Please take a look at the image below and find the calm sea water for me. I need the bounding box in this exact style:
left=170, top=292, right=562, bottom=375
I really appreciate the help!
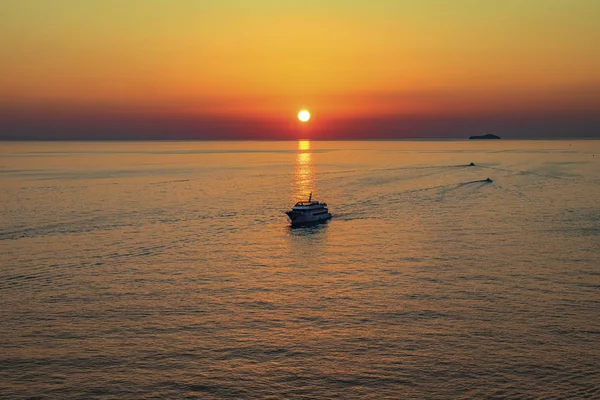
left=1, top=140, right=599, bottom=399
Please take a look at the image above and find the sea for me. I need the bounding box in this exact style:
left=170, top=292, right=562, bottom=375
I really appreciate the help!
left=1, top=140, right=599, bottom=399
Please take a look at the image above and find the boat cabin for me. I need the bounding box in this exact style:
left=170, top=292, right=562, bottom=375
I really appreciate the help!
left=294, top=200, right=322, bottom=207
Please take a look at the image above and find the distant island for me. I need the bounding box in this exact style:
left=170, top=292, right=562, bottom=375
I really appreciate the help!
left=469, top=133, right=502, bottom=140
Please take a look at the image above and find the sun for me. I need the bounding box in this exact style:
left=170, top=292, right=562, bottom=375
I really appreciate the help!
left=298, top=110, right=311, bottom=122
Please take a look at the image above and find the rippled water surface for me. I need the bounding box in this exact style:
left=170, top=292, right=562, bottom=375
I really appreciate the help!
left=1, top=140, right=599, bottom=399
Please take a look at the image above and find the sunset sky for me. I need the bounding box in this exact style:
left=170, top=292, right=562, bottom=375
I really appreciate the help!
left=1, top=0, right=599, bottom=139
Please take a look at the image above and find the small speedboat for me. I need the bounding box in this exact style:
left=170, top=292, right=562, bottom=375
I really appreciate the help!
left=286, top=193, right=332, bottom=227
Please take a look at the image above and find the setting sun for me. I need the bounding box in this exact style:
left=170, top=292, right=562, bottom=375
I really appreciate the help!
left=298, top=110, right=311, bottom=122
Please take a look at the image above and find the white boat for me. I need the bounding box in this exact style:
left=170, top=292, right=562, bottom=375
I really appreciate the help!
left=286, top=193, right=332, bottom=227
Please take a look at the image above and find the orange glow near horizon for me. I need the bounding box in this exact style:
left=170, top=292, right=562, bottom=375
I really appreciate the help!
left=1, top=1, right=599, bottom=138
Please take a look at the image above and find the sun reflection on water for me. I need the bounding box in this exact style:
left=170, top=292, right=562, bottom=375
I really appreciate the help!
left=294, top=140, right=314, bottom=202
left=298, top=140, right=310, bottom=151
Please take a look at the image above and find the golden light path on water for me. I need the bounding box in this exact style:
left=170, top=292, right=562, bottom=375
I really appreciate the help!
left=294, top=140, right=314, bottom=202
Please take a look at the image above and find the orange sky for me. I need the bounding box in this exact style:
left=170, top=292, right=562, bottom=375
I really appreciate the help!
left=1, top=1, right=599, bottom=139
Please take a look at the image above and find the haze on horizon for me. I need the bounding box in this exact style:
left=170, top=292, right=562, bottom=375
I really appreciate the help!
left=1, top=0, right=599, bottom=140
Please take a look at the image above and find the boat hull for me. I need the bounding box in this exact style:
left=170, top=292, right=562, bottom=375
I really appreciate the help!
left=286, top=211, right=332, bottom=227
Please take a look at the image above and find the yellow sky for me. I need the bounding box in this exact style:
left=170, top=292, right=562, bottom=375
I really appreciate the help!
left=1, top=0, right=599, bottom=120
